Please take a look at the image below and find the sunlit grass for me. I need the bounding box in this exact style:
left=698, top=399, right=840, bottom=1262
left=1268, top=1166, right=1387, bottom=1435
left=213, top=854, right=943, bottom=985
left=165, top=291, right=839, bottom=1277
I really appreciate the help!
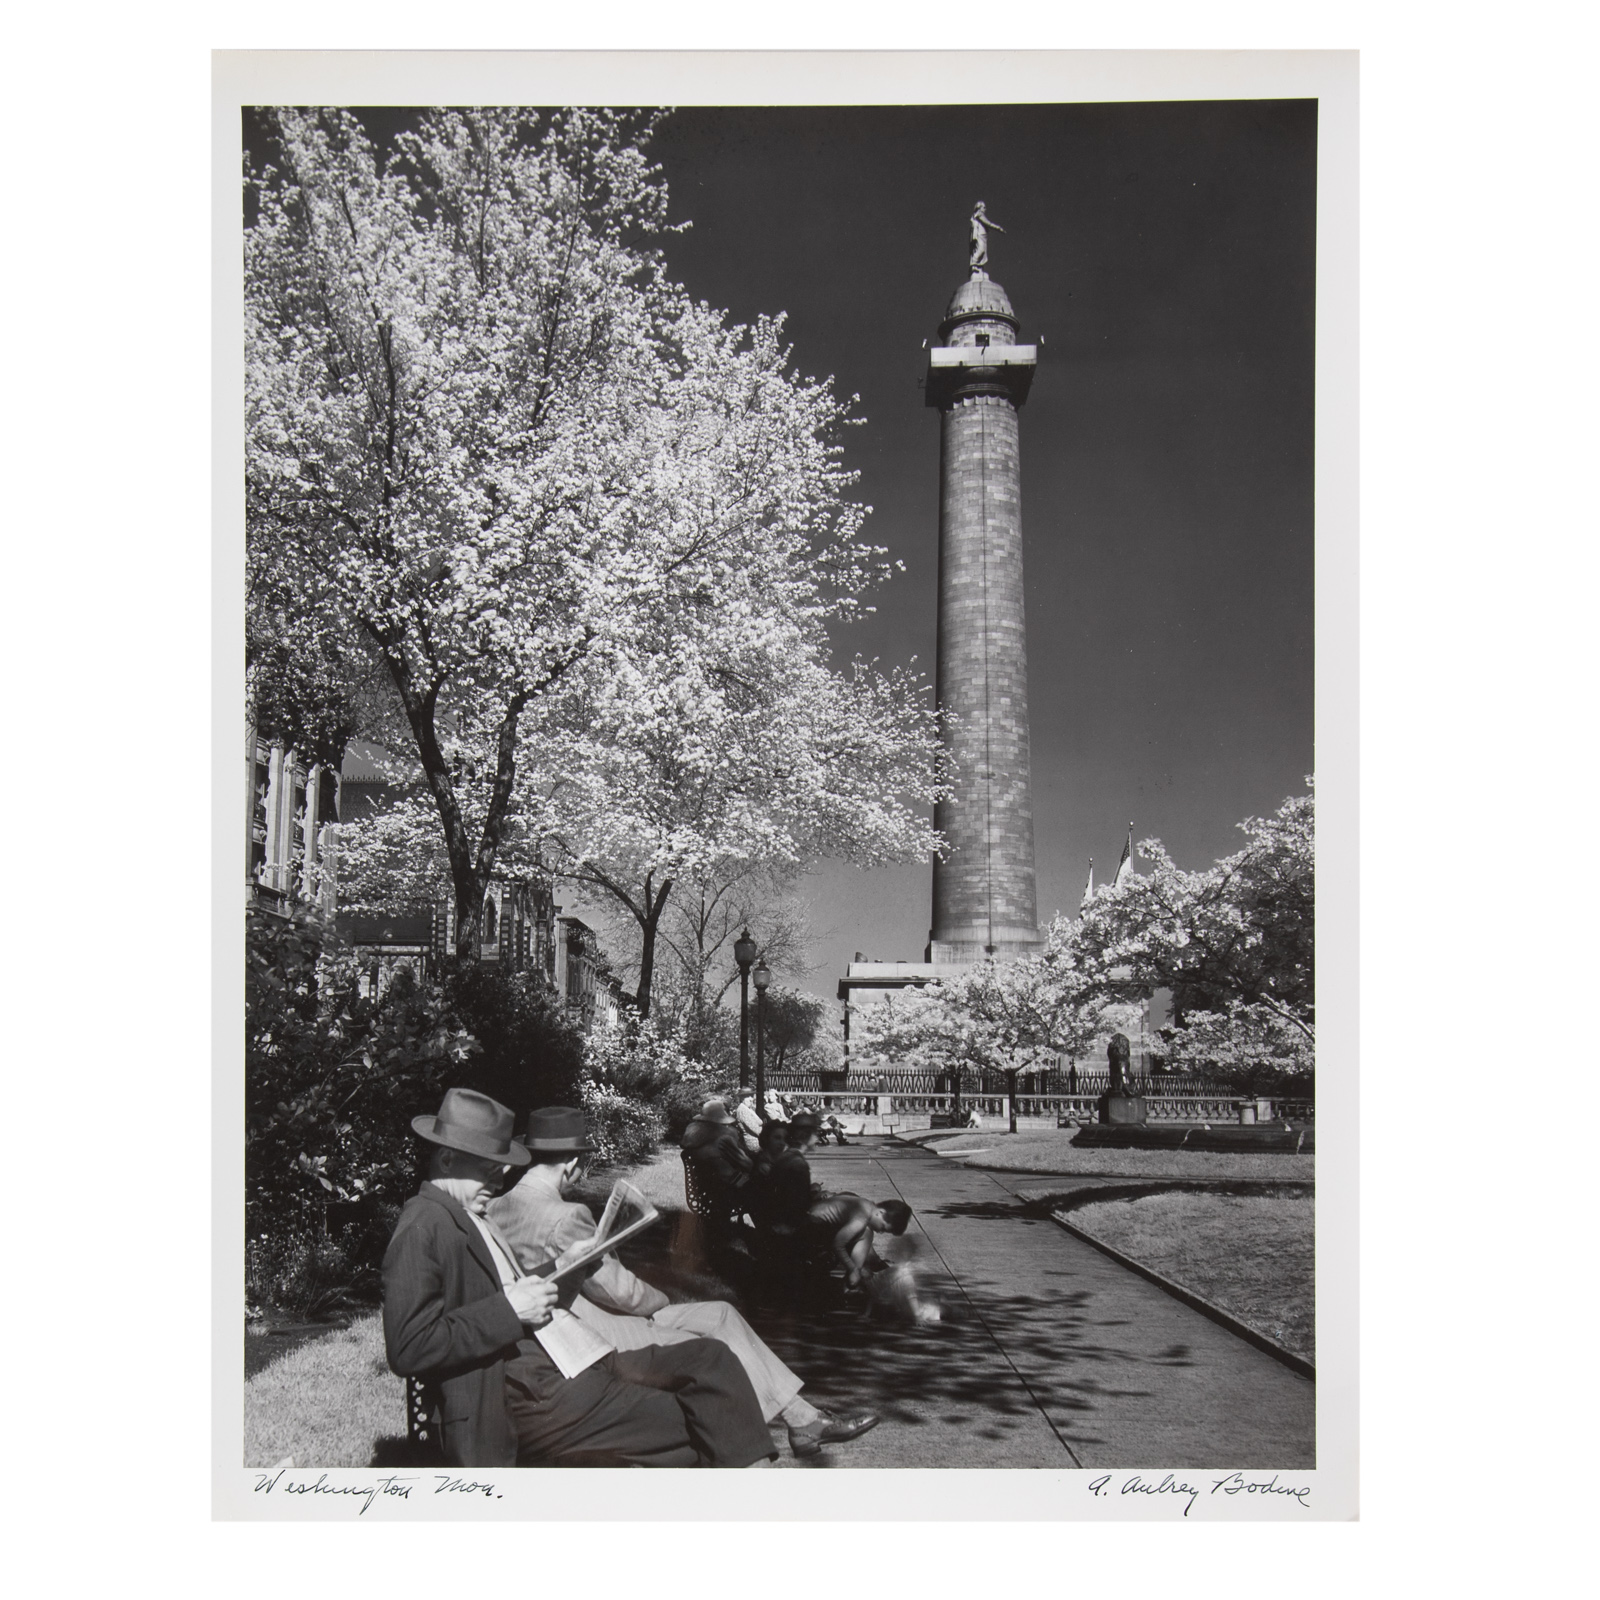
left=244, top=1311, right=400, bottom=1468
left=1064, top=1191, right=1314, bottom=1360
left=929, top=1128, right=1315, bottom=1181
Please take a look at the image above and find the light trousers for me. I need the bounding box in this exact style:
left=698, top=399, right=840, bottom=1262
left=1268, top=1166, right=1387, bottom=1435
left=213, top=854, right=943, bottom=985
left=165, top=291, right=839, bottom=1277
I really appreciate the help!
left=569, top=1297, right=804, bottom=1422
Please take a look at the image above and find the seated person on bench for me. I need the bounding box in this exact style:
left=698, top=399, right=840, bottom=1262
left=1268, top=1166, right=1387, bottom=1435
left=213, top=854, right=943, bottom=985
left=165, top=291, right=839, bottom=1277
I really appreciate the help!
left=751, top=1115, right=822, bottom=1240
left=382, top=1088, right=775, bottom=1469
left=680, top=1098, right=756, bottom=1222
left=734, top=1090, right=764, bottom=1153
left=489, top=1106, right=878, bottom=1459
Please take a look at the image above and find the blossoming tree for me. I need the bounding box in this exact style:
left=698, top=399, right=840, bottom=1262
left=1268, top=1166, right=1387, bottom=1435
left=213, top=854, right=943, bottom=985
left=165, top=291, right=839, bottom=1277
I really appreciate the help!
left=1072, top=785, right=1315, bottom=1045
left=247, top=108, right=943, bottom=967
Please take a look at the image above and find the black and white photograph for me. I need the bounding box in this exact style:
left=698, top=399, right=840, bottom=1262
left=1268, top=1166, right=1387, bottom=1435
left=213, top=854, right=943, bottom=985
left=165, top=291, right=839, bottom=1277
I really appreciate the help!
left=220, top=49, right=1357, bottom=1519
left=22, top=4, right=1600, bottom=1582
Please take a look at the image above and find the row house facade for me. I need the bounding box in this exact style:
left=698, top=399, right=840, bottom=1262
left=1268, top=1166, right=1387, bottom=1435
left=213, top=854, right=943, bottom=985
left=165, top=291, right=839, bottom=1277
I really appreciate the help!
left=246, top=722, right=622, bottom=1036
left=247, top=723, right=339, bottom=915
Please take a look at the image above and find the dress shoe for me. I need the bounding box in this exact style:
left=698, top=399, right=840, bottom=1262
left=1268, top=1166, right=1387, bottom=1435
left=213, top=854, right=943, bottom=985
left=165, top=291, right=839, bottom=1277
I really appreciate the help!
left=788, top=1408, right=881, bottom=1457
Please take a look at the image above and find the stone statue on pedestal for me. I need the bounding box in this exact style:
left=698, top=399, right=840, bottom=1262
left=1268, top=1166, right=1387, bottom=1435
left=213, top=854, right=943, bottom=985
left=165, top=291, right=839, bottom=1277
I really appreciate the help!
left=1096, top=1032, right=1146, bottom=1127
left=969, top=201, right=1005, bottom=272
left=1107, top=1032, right=1132, bottom=1096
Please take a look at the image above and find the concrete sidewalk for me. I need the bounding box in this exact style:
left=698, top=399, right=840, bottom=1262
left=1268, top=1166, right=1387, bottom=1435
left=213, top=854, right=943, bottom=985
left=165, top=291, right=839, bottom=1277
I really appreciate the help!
left=748, top=1139, right=1314, bottom=1470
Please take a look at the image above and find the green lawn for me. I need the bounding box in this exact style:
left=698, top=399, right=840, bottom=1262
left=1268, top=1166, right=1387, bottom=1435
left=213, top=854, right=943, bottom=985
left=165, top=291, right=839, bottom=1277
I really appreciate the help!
left=590, top=1147, right=689, bottom=1210
left=245, top=1311, right=403, bottom=1468
left=923, top=1128, right=1315, bottom=1182
left=1062, top=1191, right=1315, bottom=1361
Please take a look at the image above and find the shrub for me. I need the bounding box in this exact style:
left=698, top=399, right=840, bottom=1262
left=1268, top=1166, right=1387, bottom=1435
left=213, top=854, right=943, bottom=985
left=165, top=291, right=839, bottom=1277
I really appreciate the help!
left=580, top=1078, right=662, bottom=1169
left=441, top=964, right=588, bottom=1120
left=246, top=906, right=476, bottom=1309
left=587, top=1015, right=737, bottom=1145
left=246, top=1227, right=373, bottom=1320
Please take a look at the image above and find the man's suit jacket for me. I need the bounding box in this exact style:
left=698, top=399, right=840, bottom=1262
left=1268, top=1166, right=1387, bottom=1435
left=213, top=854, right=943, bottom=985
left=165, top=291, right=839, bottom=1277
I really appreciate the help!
left=381, top=1182, right=541, bottom=1468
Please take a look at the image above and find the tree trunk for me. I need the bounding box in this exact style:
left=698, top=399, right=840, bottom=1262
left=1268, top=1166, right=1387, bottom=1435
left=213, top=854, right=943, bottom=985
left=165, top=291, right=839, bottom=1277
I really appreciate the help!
left=632, top=876, right=675, bottom=1018
left=454, top=873, right=487, bottom=964
left=374, top=653, right=532, bottom=970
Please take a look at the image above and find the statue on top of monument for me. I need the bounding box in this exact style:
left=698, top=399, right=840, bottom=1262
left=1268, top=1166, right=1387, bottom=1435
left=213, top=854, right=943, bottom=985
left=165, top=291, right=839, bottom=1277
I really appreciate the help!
left=969, top=201, right=1005, bottom=273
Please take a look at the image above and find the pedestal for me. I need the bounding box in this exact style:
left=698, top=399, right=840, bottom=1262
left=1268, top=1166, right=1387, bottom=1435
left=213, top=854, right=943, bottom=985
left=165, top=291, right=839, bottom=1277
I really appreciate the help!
left=1097, top=1093, right=1148, bottom=1126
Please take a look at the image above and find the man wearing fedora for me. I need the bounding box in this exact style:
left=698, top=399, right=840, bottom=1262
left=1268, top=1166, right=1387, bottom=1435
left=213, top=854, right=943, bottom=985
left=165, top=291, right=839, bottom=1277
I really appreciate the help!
left=489, top=1106, right=881, bottom=1459
left=382, top=1087, right=776, bottom=1469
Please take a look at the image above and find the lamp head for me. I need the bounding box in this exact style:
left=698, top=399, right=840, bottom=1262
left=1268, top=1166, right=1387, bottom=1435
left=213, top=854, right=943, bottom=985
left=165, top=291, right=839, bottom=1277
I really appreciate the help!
left=734, top=928, right=758, bottom=971
left=752, top=960, right=772, bottom=992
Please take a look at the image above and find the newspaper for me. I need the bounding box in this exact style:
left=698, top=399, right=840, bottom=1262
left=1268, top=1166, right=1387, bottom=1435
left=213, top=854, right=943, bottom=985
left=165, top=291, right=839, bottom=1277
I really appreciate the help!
left=536, top=1179, right=660, bottom=1283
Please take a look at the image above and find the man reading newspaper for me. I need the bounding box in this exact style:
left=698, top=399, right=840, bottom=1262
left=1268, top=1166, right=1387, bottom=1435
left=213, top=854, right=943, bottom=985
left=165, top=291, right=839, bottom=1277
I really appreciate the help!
left=383, top=1089, right=775, bottom=1468
left=489, top=1105, right=880, bottom=1459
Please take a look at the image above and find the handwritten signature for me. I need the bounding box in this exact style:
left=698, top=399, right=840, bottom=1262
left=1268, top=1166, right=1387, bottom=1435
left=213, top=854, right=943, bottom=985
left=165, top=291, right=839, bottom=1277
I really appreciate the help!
left=1087, top=1471, right=1310, bottom=1516
left=252, top=1470, right=501, bottom=1514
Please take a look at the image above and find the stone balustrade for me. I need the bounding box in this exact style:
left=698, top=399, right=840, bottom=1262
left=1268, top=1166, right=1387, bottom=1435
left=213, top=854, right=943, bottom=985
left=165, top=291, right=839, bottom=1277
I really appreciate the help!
left=785, top=1090, right=1312, bottom=1134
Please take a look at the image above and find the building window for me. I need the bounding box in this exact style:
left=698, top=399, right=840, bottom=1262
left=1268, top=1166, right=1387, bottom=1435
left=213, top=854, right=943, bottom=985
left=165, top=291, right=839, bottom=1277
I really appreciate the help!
left=317, top=768, right=339, bottom=824
left=292, top=777, right=309, bottom=876
left=251, top=748, right=271, bottom=883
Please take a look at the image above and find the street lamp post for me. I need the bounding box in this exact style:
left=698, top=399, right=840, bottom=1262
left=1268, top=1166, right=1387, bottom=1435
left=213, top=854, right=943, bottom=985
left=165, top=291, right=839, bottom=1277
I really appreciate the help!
left=753, top=958, right=772, bottom=1111
left=734, top=928, right=757, bottom=1090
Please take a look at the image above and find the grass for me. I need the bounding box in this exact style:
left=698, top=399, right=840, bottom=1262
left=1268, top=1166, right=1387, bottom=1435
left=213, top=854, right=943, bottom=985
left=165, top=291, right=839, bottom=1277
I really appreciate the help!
left=587, top=1147, right=689, bottom=1212
left=245, top=1311, right=402, bottom=1468
left=920, top=1128, right=1316, bottom=1182
left=1062, top=1191, right=1315, bottom=1361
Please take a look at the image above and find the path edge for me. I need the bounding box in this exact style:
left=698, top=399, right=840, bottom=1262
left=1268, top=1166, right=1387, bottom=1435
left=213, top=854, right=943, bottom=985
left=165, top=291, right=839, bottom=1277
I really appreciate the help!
left=1048, top=1210, right=1317, bottom=1381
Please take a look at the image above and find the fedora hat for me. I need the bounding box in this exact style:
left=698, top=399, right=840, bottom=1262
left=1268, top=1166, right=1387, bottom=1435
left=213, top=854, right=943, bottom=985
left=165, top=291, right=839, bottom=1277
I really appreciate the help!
left=699, top=1098, right=734, bottom=1125
left=523, top=1105, right=595, bottom=1156
left=412, top=1087, right=530, bottom=1166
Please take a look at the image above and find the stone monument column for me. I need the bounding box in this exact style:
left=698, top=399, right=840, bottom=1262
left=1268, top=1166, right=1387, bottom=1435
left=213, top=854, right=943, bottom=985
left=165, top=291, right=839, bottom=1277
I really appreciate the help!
left=925, top=248, right=1042, bottom=965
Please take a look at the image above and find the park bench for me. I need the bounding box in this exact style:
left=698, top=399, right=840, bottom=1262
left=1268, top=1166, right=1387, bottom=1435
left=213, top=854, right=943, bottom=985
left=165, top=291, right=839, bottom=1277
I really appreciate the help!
left=406, top=1375, right=441, bottom=1456
left=681, top=1151, right=750, bottom=1228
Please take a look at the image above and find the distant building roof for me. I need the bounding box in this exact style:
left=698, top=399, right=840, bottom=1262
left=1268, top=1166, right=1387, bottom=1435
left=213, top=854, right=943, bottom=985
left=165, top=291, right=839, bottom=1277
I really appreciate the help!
left=340, top=742, right=420, bottom=784
left=837, top=960, right=970, bottom=1001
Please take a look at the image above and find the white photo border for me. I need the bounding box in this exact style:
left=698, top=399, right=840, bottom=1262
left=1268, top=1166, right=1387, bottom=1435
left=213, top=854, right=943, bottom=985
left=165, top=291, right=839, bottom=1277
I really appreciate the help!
left=213, top=46, right=1358, bottom=1523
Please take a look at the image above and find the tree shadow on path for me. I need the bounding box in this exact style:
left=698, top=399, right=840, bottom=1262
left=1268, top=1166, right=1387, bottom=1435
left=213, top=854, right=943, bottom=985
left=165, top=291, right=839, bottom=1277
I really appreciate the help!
left=612, top=1203, right=1212, bottom=1463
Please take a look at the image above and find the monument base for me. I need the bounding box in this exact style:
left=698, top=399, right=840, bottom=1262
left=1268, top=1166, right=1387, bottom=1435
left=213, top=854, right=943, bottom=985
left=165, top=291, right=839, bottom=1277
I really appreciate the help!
left=1098, top=1093, right=1148, bottom=1126
left=926, top=935, right=1044, bottom=966
left=1072, top=1122, right=1313, bottom=1155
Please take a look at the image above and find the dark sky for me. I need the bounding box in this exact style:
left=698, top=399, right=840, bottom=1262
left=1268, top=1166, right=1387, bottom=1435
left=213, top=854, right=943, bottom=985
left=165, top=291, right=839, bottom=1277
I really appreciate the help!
left=252, top=101, right=1317, bottom=999
left=645, top=102, right=1317, bottom=993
